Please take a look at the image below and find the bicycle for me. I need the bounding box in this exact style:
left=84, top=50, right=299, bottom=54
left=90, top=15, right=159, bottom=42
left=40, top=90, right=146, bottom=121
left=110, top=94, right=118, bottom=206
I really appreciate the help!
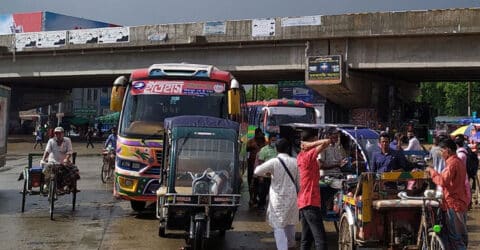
left=398, top=190, right=445, bottom=250
left=41, top=160, right=78, bottom=220
left=101, top=147, right=115, bottom=183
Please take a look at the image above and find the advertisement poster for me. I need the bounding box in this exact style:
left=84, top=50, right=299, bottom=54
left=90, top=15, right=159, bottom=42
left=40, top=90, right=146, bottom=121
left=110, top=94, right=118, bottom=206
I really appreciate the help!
left=15, top=32, right=39, bottom=50
left=281, top=15, right=322, bottom=27
left=69, top=28, right=100, bottom=44
left=252, top=18, right=275, bottom=37
left=203, top=21, right=226, bottom=35
left=37, top=30, right=67, bottom=48
left=278, top=80, right=326, bottom=103
left=306, top=55, right=342, bottom=84
left=98, top=27, right=129, bottom=43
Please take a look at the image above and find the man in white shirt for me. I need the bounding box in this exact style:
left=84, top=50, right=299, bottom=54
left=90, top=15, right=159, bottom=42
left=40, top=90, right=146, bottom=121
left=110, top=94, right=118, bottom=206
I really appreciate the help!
left=254, top=138, right=299, bottom=250
left=405, top=131, right=422, bottom=151
left=42, top=127, right=79, bottom=193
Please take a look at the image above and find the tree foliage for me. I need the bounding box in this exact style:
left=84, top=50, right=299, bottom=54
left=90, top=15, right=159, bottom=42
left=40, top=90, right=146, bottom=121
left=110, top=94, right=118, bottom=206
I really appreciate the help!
left=417, top=82, right=480, bottom=116
left=246, top=85, right=278, bottom=101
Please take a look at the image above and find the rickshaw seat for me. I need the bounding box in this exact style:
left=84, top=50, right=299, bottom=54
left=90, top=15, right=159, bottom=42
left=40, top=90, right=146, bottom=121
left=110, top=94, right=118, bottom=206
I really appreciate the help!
left=30, top=165, right=43, bottom=173
left=372, top=199, right=439, bottom=210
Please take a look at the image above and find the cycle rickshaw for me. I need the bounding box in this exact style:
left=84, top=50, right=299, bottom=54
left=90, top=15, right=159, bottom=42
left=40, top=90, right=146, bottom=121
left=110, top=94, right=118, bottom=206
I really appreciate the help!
left=279, top=123, right=381, bottom=230
left=338, top=171, right=445, bottom=249
left=21, top=152, right=78, bottom=220
left=156, top=116, right=241, bottom=250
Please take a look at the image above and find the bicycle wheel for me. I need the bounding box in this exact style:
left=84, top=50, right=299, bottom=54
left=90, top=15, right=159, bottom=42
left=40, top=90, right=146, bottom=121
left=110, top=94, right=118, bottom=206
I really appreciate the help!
left=72, top=180, right=77, bottom=211
left=49, top=178, right=56, bottom=220
left=101, top=159, right=109, bottom=183
left=108, top=159, right=115, bottom=181
left=338, top=213, right=354, bottom=250
left=429, top=233, right=445, bottom=250
left=21, top=176, right=27, bottom=212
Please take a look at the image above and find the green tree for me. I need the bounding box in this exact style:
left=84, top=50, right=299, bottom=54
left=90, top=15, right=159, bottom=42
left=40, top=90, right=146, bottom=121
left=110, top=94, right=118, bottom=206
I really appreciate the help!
left=417, top=82, right=480, bottom=116
left=246, top=85, right=278, bottom=101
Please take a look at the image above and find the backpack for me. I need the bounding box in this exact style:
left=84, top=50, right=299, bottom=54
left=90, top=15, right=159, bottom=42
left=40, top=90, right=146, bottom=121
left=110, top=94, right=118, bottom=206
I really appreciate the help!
left=461, top=147, right=479, bottom=178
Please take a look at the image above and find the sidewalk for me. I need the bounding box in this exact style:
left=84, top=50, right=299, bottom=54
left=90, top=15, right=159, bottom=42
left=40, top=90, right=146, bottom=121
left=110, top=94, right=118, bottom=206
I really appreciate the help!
left=7, top=135, right=104, bottom=157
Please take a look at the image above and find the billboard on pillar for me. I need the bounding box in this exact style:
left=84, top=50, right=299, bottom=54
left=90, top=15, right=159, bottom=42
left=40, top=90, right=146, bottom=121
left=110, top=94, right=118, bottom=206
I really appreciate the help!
left=306, top=55, right=342, bottom=85
left=43, top=12, right=119, bottom=31
left=0, top=11, right=119, bottom=35
left=0, top=12, right=43, bottom=35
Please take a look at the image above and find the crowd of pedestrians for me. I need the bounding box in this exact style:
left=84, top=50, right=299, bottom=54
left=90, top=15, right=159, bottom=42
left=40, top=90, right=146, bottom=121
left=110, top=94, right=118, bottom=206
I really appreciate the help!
left=248, top=126, right=472, bottom=249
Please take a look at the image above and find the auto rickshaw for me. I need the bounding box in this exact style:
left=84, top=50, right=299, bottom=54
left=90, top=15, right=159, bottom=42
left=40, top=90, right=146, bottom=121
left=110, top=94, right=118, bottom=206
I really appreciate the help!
left=279, top=123, right=380, bottom=230
left=156, top=116, right=241, bottom=250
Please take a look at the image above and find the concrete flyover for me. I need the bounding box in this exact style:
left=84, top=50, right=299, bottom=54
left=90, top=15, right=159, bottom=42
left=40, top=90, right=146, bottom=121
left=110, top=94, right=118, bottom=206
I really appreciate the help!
left=1, top=8, right=480, bottom=111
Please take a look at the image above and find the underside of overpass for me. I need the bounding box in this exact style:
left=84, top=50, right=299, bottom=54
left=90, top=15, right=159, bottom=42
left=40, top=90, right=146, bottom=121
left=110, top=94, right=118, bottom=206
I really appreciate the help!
left=2, top=8, right=480, bottom=122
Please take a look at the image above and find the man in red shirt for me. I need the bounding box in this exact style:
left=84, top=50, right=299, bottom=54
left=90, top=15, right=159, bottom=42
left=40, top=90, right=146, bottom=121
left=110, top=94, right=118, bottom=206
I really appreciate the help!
left=297, top=128, right=330, bottom=250
left=427, top=138, right=469, bottom=249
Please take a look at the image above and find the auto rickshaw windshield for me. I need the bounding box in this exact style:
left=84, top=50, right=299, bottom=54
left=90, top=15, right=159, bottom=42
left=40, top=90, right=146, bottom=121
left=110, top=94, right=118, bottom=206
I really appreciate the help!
left=174, top=137, right=235, bottom=189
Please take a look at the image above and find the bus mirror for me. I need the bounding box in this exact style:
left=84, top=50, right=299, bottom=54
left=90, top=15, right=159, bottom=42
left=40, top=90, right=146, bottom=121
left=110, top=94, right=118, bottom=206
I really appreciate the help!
left=114, top=76, right=128, bottom=87
left=230, top=79, right=239, bottom=89
left=228, top=89, right=240, bottom=115
left=110, top=85, right=126, bottom=112
left=111, top=76, right=128, bottom=111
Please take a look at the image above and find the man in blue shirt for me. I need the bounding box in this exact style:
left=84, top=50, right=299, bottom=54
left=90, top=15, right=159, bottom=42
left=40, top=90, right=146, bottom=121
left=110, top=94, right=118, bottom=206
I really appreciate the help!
left=372, top=132, right=408, bottom=173
left=104, top=127, right=117, bottom=149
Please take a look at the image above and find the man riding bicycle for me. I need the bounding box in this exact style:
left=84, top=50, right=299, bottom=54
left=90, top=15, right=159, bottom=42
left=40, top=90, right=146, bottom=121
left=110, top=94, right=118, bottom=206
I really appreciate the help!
left=41, top=127, right=80, bottom=194
left=103, top=127, right=117, bottom=163
left=104, top=127, right=117, bottom=150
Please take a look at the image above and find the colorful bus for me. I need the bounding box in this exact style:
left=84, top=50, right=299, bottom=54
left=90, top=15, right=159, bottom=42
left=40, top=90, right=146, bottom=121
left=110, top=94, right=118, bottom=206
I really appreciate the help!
left=247, top=99, right=319, bottom=138
left=110, top=63, right=247, bottom=211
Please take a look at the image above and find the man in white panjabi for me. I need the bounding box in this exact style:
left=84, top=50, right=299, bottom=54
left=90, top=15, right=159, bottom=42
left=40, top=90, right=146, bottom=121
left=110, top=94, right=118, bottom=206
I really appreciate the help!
left=254, top=138, right=299, bottom=250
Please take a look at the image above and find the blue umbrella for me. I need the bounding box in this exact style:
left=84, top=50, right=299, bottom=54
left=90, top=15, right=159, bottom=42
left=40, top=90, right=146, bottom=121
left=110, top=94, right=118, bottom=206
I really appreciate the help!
left=472, top=132, right=480, bottom=142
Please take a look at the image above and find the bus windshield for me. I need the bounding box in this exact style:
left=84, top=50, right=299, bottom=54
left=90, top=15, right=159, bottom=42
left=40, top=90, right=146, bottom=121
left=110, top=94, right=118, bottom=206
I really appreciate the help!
left=267, top=106, right=316, bottom=125
left=120, top=90, right=227, bottom=137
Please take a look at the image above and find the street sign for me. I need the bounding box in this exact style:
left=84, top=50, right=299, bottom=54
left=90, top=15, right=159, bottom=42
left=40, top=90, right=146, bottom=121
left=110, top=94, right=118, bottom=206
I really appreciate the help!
left=306, top=55, right=342, bottom=84
left=74, top=108, right=96, bottom=117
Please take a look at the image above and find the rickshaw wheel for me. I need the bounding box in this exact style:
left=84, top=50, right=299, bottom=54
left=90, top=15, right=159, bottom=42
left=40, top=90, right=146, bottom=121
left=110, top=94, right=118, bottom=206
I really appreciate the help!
left=130, top=200, right=146, bottom=212
left=193, top=220, right=206, bottom=250
left=49, top=179, right=56, bottom=220
left=429, top=233, right=445, bottom=250
left=338, top=214, right=354, bottom=250
left=72, top=180, right=77, bottom=211
left=21, top=177, right=27, bottom=212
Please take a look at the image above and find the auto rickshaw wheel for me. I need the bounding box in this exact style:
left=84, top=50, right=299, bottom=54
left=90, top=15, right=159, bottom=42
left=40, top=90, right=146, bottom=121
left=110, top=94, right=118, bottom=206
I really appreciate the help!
left=158, top=222, right=166, bottom=237
left=338, top=214, right=354, bottom=250
left=130, top=200, right=146, bottom=212
left=193, top=220, right=206, bottom=250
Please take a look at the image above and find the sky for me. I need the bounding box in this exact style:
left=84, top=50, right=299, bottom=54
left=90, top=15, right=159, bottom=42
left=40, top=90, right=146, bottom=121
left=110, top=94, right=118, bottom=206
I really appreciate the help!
left=1, top=0, right=479, bottom=26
